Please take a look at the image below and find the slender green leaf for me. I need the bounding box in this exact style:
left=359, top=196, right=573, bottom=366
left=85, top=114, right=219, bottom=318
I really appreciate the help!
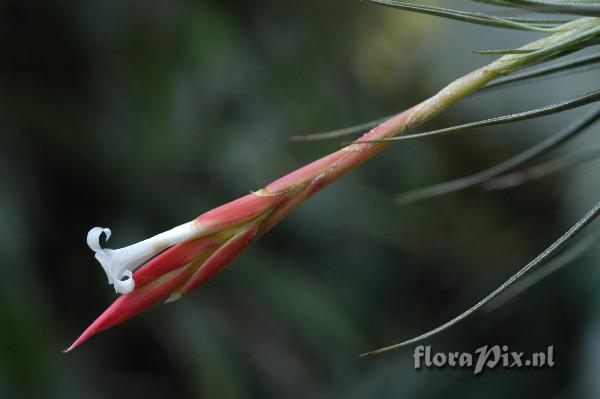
left=519, top=23, right=600, bottom=64
left=485, top=229, right=600, bottom=311
left=498, top=0, right=600, bottom=16
left=355, top=89, right=600, bottom=143
left=289, top=114, right=394, bottom=142
left=291, top=55, right=600, bottom=142
left=369, top=0, right=563, bottom=31
left=361, top=199, right=600, bottom=356
left=481, top=53, right=600, bottom=92
left=483, top=145, right=600, bottom=189
left=474, top=48, right=539, bottom=55
left=394, top=107, right=600, bottom=205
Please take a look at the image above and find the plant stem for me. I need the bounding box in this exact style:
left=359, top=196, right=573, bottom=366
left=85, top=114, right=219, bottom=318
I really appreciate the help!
left=261, top=17, right=600, bottom=203
left=68, top=17, right=600, bottom=351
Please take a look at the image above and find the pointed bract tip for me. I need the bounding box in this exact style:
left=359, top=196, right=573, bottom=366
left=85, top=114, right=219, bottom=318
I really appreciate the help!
left=63, top=324, right=99, bottom=353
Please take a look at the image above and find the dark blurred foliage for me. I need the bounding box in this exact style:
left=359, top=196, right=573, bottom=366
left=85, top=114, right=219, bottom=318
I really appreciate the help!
left=1, top=1, right=600, bottom=398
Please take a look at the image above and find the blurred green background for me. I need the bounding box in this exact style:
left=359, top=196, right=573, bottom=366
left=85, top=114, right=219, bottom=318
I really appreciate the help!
left=1, top=1, right=600, bottom=398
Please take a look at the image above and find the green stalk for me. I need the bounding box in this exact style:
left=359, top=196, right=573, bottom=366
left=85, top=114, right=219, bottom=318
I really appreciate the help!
left=71, top=15, right=600, bottom=351
left=267, top=17, right=600, bottom=200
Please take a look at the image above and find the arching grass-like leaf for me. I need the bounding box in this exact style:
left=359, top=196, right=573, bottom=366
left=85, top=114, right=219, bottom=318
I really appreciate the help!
left=292, top=55, right=600, bottom=142
left=473, top=48, right=540, bottom=55
left=289, top=114, right=394, bottom=142
left=354, top=89, right=600, bottom=143
left=483, top=145, right=600, bottom=189
left=481, top=53, right=600, bottom=92
left=361, top=199, right=600, bottom=356
left=520, top=23, right=600, bottom=63
left=394, top=107, right=600, bottom=204
left=490, top=0, right=600, bottom=16
left=485, top=229, right=600, bottom=311
left=369, top=0, right=565, bottom=31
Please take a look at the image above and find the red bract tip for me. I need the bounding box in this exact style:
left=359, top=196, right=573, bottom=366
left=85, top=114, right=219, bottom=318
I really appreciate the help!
left=66, top=232, right=224, bottom=351
left=68, top=102, right=413, bottom=350
left=67, top=195, right=282, bottom=351
left=66, top=263, right=195, bottom=352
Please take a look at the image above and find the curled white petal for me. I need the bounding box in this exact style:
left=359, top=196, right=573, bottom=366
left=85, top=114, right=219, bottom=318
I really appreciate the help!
left=113, top=270, right=134, bottom=294
left=86, top=221, right=202, bottom=295
left=86, top=227, right=111, bottom=252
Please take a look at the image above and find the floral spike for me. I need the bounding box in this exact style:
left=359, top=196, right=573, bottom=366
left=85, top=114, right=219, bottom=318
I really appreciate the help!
left=67, top=15, right=600, bottom=352
left=66, top=194, right=279, bottom=351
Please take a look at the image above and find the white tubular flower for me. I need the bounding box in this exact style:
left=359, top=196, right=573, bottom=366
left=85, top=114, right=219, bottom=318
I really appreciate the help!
left=86, top=221, right=201, bottom=294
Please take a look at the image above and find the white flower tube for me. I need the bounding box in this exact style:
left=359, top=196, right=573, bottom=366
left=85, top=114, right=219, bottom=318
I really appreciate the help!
left=86, top=221, right=201, bottom=294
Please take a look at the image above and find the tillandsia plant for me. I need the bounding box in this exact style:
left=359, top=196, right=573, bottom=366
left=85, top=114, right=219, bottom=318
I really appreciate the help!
left=67, top=0, right=600, bottom=355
